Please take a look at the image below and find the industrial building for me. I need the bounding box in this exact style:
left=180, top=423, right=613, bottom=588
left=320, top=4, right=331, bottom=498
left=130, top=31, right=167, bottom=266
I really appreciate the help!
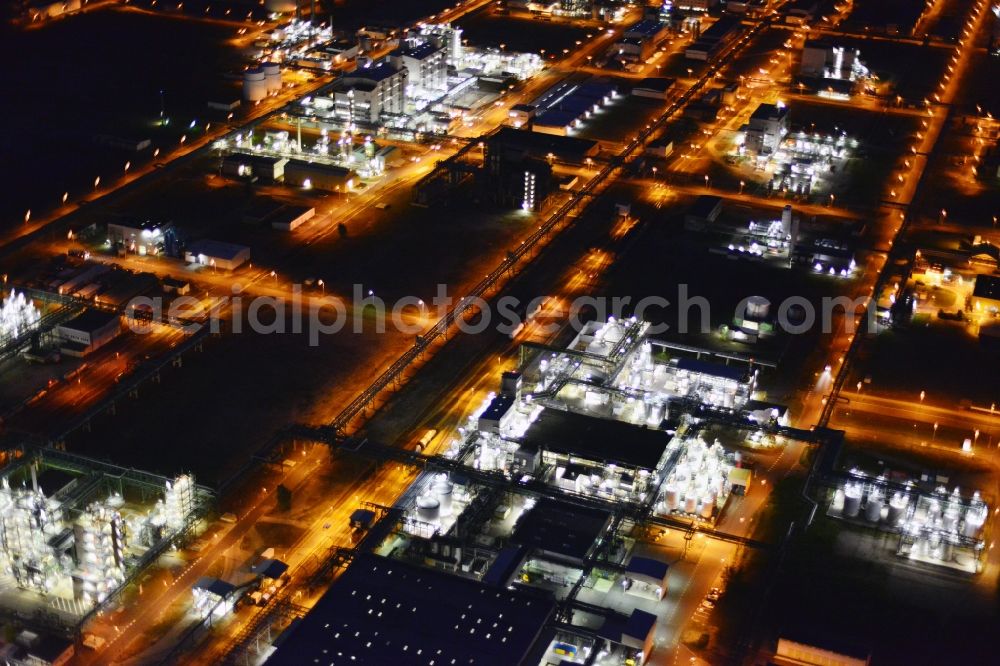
left=184, top=240, right=251, bottom=271
left=284, top=159, right=356, bottom=192
left=631, top=77, right=676, bottom=100
left=684, top=194, right=723, bottom=231
left=799, top=41, right=870, bottom=99
left=742, top=103, right=789, bottom=156
left=269, top=205, right=316, bottom=231
left=971, top=274, right=1000, bottom=315
left=529, top=78, right=619, bottom=136
left=266, top=553, right=557, bottom=666
left=685, top=16, right=743, bottom=61
left=106, top=219, right=175, bottom=257
left=55, top=310, right=120, bottom=357
left=390, top=41, right=448, bottom=95
left=327, top=60, right=408, bottom=125
left=0, top=450, right=207, bottom=622
left=221, top=154, right=288, bottom=183
left=613, top=20, right=669, bottom=63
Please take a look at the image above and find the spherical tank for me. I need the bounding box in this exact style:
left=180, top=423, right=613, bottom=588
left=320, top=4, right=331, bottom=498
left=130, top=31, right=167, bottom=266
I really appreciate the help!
left=243, top=68, right=268, bottom=102
left=261, top=62, right=282, bottom=94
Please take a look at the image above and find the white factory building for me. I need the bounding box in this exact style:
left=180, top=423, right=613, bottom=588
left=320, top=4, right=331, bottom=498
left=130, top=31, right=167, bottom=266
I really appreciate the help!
left=184, top=239, right=250, bottom=271
left=55, top=309, right=121, bottom=357
left=107, top=219, right=172, bottom=256
left=328, top=60, right=408, bottom=125
left=741, top=102, right=789, bottom=156
left=390, top=41, right=448, bottom=95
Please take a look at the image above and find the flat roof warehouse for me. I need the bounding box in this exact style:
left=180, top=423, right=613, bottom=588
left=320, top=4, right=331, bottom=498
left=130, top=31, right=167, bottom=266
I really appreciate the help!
left=518, top=408, right=671, bottom=470
left=267, top=553, right=556, bottom=666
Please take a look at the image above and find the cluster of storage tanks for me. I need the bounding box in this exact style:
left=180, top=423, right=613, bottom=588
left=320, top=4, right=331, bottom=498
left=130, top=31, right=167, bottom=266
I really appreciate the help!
left=414, top=474, right=456, bottom=523
left=658, top=438, right=734, bottom=520
left=835, top=481, right=988, bottom=540
left=243, top=63, right=282, bottom=102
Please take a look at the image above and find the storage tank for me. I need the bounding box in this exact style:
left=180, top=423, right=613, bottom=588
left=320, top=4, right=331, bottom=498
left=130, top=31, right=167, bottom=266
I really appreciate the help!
left=700, top=491, right=717, bottom=519
left=432, top=479, right=453, bottom=513
left=843, top=483, right=862, bottom=518
left=886, top=493, right=908, bottom=526
left=684, top=495, right=698, bottom=514
left=962, top=501, right=987, bottom=538
left=832, top=488, right=846, bottom=512
left=864, top=491, right=883, bottom=523
left=416, top=496, right=440, bottom=521
left=942, top=505, right=960, bottom=532
left=262, top=62, right=282, bottom=94
left=664, top=484, right=680, bottom=511
left=745, top=295, right=770, bottom=320
left=243, top=68, right=268, bottom=102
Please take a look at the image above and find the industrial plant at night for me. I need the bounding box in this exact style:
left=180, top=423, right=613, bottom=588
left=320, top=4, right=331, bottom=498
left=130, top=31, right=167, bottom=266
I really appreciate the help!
left=0, top=0, right=999, bottom=663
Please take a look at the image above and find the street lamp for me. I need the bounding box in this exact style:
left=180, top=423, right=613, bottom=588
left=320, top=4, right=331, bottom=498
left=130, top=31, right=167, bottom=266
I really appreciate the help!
left=704, top=174, right=709, bottom=188
left=124, top=161, right=131, bottom=174
left=739, top=180, right=745, bottom=194
left=93, top=176, right=101, bottom=189
left=270, top=270, right=277, bottom=283
left=318, top=279, right=325, bottom=294
left=920, top=390, right=925, bottom=402
left=933, top=422, right=938, bottom=440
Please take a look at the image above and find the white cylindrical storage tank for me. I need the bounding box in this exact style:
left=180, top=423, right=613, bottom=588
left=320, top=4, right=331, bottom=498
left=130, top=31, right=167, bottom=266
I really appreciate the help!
left=243, top=68, right=268, bottom=102
left=700, top=500, right=713, bottom=519
left=684, top=495, right=698, bottom=514
left=745, top=295, right=770, bottom=320
left=963, top=503, right=987, bottom=538
left=832, top=488, right=846, bottom=512
left=942, top=506, right=960, bottom=532
left=664, top=484, right=680, bottom=511
left=865, top=493, right=883, bottom=523
left=887, top=493, right=907, bottom=526
left=416, top=496, right=440, bottom=522
left=262, top=62, right=282, bottom=94
left=843, top=484, right=862, bottom=518
left=433, top=480, right=453, bottom=513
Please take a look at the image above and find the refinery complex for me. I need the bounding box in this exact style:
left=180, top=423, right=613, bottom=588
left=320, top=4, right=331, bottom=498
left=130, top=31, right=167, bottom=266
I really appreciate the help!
left=1, top=0, right=1000, bottom=663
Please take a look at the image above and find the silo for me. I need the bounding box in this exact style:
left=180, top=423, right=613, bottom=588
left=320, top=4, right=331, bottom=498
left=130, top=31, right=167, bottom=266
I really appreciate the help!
left=864, top=491, right=883, bottom=523
left=942, top=506, right=960, bottom=532
left=262, top=62, right=282, bottom=94
left=432, top=478, right=453, bottom=514
left=416, top=496, right=440, bottom=522
left=962, top=501, right=987, bottom=538
left=664, top=484, right=680, bottom=511
left=243, top=68, right=268, bottom=102
left=887, top=493, right=908, bottom=526
left=745, top=295, right=770, bottom=320
left=700, top=491, right=717, bottom=519
left=843, top=483, right=862, bottom=518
